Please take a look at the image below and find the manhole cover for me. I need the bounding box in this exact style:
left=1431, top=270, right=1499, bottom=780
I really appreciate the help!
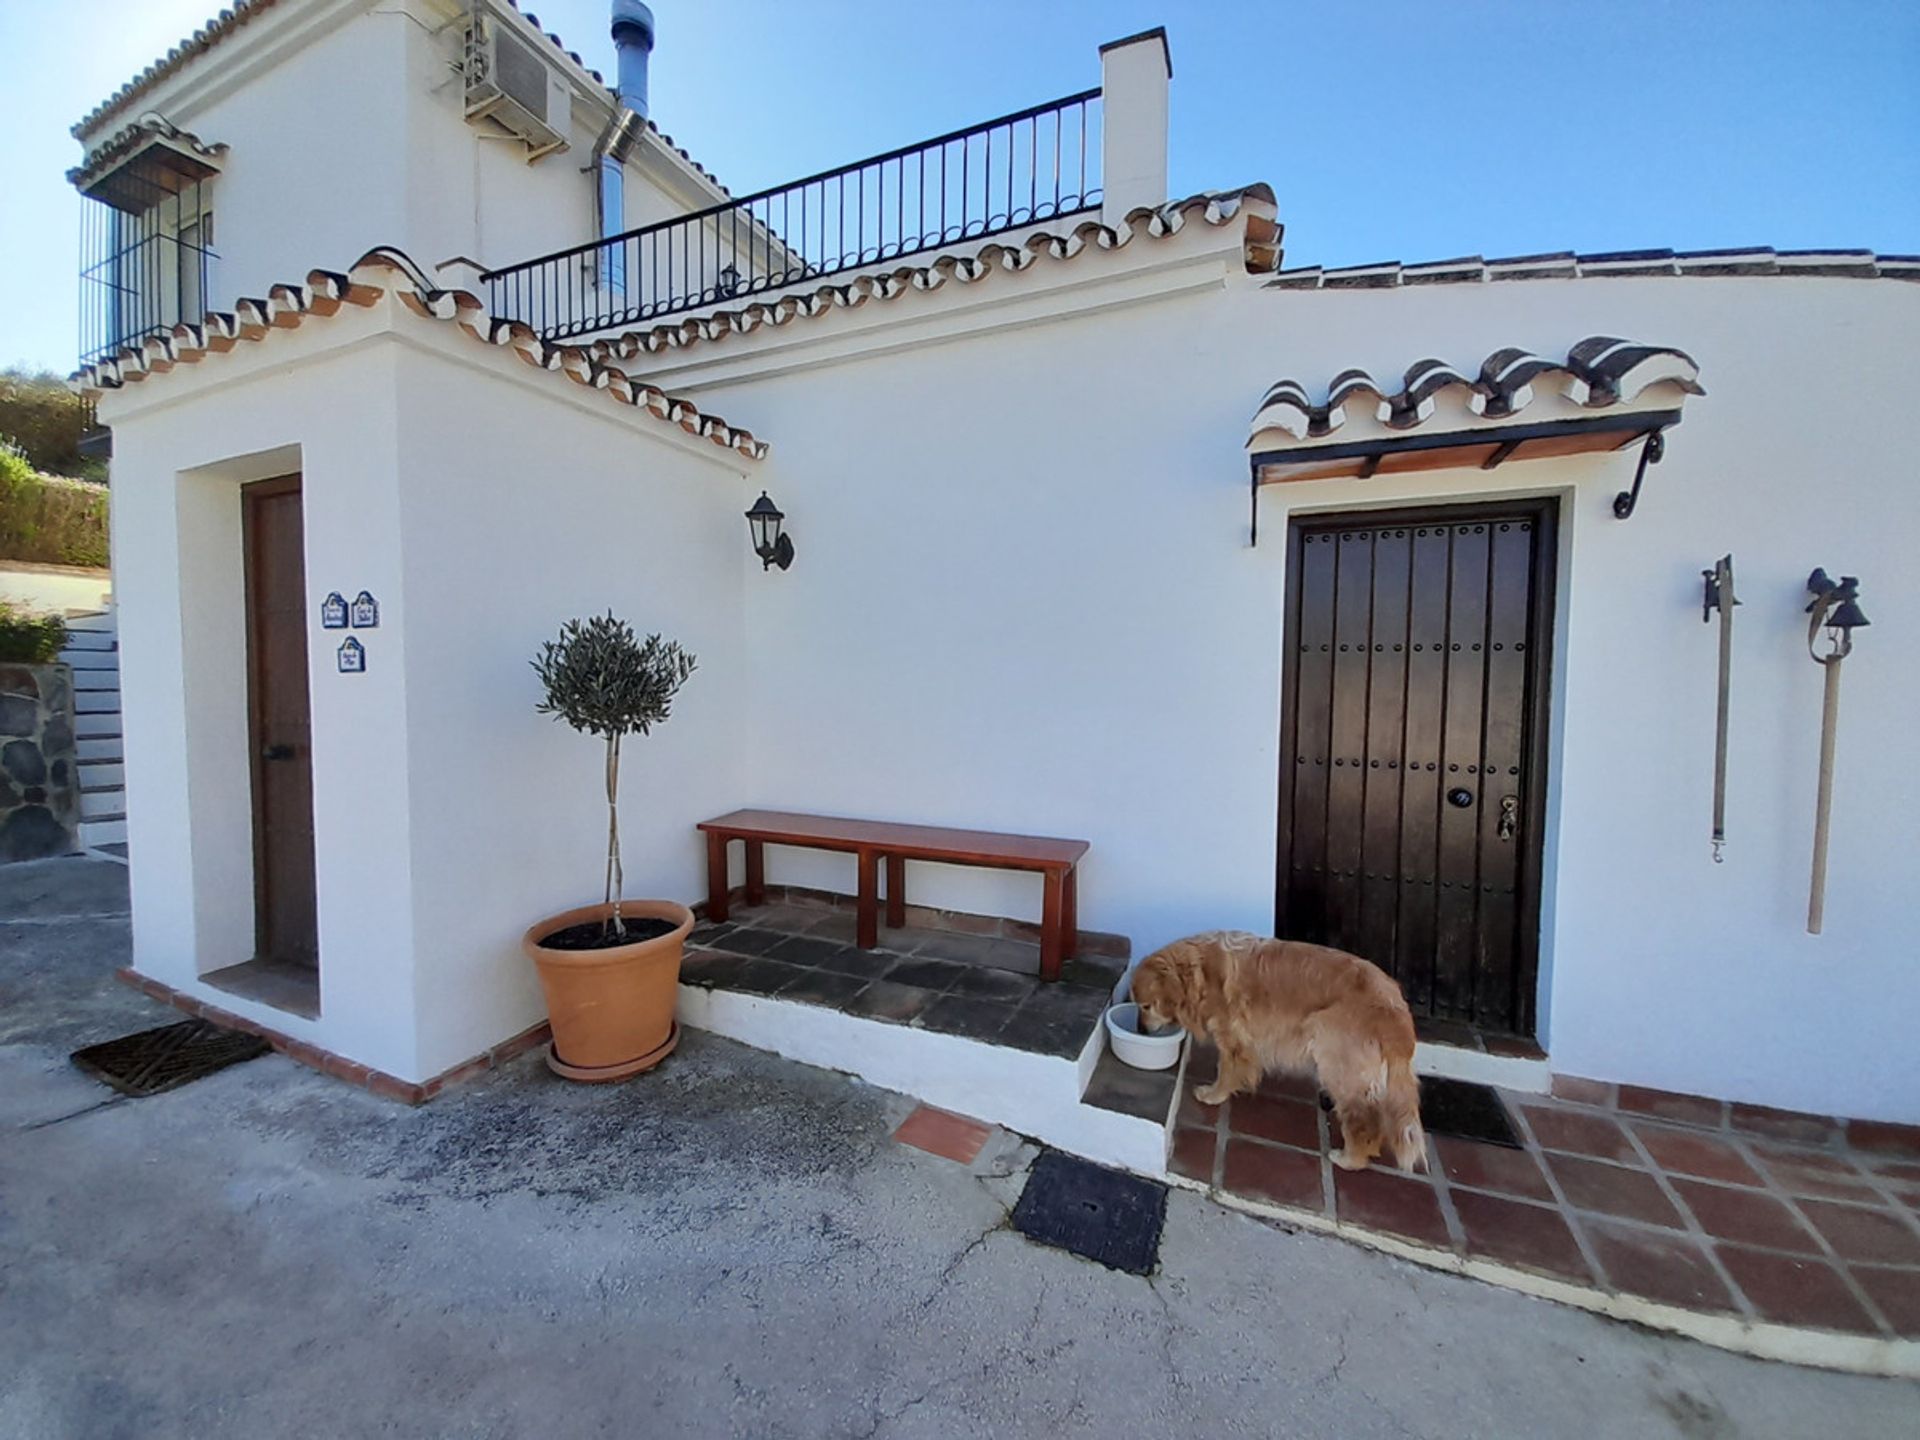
left=71, top=1019, right=271, bottom=1098
left=1012, top=1150, right=1167, bottom=1275
left=1419, top=1075, right=1521, bottom=1148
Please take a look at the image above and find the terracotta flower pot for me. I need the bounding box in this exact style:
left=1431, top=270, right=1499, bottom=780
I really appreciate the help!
left=523, top=899, right=694, bottom=1081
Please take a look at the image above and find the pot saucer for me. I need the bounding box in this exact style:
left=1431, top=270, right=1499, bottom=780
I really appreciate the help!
left=545, top=1021, right=680, bottom=1082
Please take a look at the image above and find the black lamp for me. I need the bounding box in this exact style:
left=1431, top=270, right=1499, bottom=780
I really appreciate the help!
left=1806, top=569, right=1870, bottom=659
left=745, top=491, right=794, bottom=571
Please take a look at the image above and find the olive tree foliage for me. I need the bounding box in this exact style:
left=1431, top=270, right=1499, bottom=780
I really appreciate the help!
left=532, top=614, right=696, bottom=935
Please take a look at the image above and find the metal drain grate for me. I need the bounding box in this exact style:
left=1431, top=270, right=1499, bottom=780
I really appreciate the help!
left=71, top=1019, right=272, bottom=1098
left=1012, top=1150, right=1168, bottom=1275
left=1419, top=1075, right=1522, bottom=1148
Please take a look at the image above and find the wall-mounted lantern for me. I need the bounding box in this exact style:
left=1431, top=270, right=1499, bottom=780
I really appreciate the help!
left=745, top=492, right=794, bottom=571
left=1803, top=568, right=1870, bottom=934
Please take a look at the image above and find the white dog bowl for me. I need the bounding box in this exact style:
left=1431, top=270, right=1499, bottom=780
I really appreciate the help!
left=1105, top=1003, right=1186, bottom=1071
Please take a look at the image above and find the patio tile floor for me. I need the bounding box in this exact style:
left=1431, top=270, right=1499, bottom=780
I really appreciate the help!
left=1170, top=1042, right=1920, bottom=1341
left=683, top=901, right=1121, bottom=1060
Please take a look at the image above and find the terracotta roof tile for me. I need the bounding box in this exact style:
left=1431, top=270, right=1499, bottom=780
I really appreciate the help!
left=586, top=185, right=1282, bottom=364
left=1248, top=337, right=1703, bottom=445
left=71, top=247, right=767, bottom=461
left=68, top=115, right=227, bottom=191
left=1266, top=248, right=1920, bottom=290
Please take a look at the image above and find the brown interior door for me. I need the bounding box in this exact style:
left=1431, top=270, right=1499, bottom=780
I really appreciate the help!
left=243, top=476, right=318, bottom=969
left=1276, top=500, right=1556, bottom=1038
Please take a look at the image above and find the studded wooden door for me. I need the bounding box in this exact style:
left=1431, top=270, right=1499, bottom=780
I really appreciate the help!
left=1276, top=500, right=1556, bottom=1038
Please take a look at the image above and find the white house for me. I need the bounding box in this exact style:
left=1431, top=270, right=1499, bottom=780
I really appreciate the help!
left=70, top=0, right=1918, bottom=1159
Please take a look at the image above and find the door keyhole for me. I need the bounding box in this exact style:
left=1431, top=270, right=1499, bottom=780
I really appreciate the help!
left=1498, top=795, right=1519, bottom=841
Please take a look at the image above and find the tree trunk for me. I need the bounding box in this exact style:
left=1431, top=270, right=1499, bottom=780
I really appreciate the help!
left=604, top=731, right=625, bottom=937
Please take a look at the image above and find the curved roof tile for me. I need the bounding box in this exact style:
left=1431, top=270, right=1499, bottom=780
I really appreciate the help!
left=71, top=246, right=768, bottom=461
left=1248, top=338, right=1703, bottom=445
left=1266, top=248, right=1920, bottom=290
left=585, top=186, right=1282, bottom=365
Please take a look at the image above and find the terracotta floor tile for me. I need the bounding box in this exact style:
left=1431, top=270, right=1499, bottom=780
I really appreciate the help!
left=1754, top=1145, right=1879, bottom=1202
left=1729, top=1102, right=1839, bottom=1148
left=1715, top=1245, right=1879, bottom=1334
left=1798, top=1198, right=1920, bottom=1266
left=1582, top=1219, right=1737, bottom=1312
left=1547, top=1154, right=1685, bottom=1229
left=1257, top=1069, right=1322, bottom=1102
left=1523, top=1107, right=1637, bottom=1163
left=1333, top=1166, right=1452, bottom=1249
left=1222, top=1138, right=1325, bottom=1213
left=1170, top=1126, right=1217, bottom=1185
left=1633, top=1126, right=1764, bottom=1188
left=1618, top=1085, right=1726, bottom=1129
left=1672, top=1178, right=1821, bottom=1254
left=1849, top=1264, right=1920, bottom=1337
left=1185, top=1043, right=1219, bottom=1088
left=1452, top=1189, right=1594, bottom=1282
left=1228, top=1093, right=1321, bottom=1151
left=1867, top=1159, right=1920, bottom=1185
left=1846, top=1119, right=1920, bottom=1162
left=1436, top=1136, right=1555, bottom=1202
left=1176, top=1082, right=1223, bottom=1131
left=892, top=1105, right=993, bottom=1165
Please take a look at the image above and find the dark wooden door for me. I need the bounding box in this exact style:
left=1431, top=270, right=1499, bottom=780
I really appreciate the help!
left=1276, top=500, right=1556, bottom=1038
left=243, top=476, right=318, bottom=969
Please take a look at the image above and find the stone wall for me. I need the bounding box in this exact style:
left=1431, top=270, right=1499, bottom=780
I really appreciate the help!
left=0, top=664, right=79, bottom=862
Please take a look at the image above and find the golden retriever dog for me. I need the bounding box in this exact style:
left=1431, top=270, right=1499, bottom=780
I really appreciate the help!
left=1132, top=932, right=1428, bottom=1173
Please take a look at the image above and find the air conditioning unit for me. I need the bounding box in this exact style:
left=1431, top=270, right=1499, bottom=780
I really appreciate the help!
left=464, top=7, right=569, bottom=161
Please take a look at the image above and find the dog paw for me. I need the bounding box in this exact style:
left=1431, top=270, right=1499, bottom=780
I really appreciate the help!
left=1331, top=1148, right=1370, bottom=1172
left=1194, top=1083, right=1231, bottom=1107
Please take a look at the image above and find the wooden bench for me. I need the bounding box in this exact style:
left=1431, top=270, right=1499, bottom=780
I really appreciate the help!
left=697, top=809, right=1089, bottom=981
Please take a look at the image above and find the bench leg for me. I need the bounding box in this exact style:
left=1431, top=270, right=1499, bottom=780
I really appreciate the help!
left=856, top=850, right=879, bottom=950
left=705, top=834, right=730, bottom=924
left=885, top=855, right=906, bottom=929
left=1039, top=869, right=1065, bottom=982
left=1062, top=866, right=1079, bottom=960
left=744, top=840, right=766, bottom=908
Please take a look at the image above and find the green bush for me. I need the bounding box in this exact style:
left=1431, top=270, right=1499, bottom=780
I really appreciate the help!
left=0, top=600, right=67, bottom=664
left=0, top=368, right=100, bottom=479
left=0, top=447, right=110, bottom=568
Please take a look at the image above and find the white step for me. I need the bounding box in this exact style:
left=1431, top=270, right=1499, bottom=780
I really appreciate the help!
left=75, top=712, right=121, bottom=737
left=74, top=689, right=120, bottom=713
left=64, top=611, right=116, bottom=632
left=61, top=649, right=119, bottom=671
left=76, top=735, right=123, bottom=761
left=79, top=787, right=125, bottom=819
left=80, top=816, right=128, bottom=847
left=78, top=760, right=125, bottom=789
left=60, top=630, right=116, bottom=652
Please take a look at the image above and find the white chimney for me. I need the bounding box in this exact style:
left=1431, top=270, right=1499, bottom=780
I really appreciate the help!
left=1099, top=27, right=1171, bottom=227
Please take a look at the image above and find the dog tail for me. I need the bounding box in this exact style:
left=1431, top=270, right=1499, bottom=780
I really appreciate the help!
left=1382, top=1055, right=1428, bottom=1173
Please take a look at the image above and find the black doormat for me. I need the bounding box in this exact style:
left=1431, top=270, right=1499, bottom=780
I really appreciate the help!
left=71, top=1019, right=272, bottom=1098
left=1419, top=1075, right=1521, bottom=1149
left=1012, top=1150, right=1168, bottom=1275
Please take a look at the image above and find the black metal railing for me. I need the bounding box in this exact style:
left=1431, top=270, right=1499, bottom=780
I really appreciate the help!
left=483, top=88, right=1103, bottom=341
left=78, top=200, right=218, bottom=369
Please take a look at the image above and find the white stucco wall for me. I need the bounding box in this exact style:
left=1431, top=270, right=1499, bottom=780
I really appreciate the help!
left=388, top=340, right=753, bottom=1079
left=666, top=265, right=1919, bottom=1123
left=78, top=0, right=719, bottom=315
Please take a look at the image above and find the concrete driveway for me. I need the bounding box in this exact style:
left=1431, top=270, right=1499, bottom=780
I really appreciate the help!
left=2, top=856, right=1915, bottom=1439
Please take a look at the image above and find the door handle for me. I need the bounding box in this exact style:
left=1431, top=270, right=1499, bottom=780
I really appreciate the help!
left=1498, top=795, right=1518, bottom=841
left=261, top=743, right=295, bottom=762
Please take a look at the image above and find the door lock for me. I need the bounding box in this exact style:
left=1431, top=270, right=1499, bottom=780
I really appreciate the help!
left=1498, top=795, right=1519, bottom=841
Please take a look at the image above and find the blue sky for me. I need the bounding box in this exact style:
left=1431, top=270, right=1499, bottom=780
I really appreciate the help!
left=3, top=0, right=1916, bottom=373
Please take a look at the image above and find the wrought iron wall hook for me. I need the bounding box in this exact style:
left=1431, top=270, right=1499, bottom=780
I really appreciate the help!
left=1702, top=555, right=1738, bottom=862
left=1612, top=429, right=1665, bottom=519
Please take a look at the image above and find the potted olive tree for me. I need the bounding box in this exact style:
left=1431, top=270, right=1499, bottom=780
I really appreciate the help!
left=522, top=613, right=697, bottom=1081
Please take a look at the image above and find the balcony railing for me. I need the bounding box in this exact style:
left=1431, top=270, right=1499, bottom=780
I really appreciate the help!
left=78, top=217, right=218, bottom=369
left=482, top=88, right=1103, bottom=342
